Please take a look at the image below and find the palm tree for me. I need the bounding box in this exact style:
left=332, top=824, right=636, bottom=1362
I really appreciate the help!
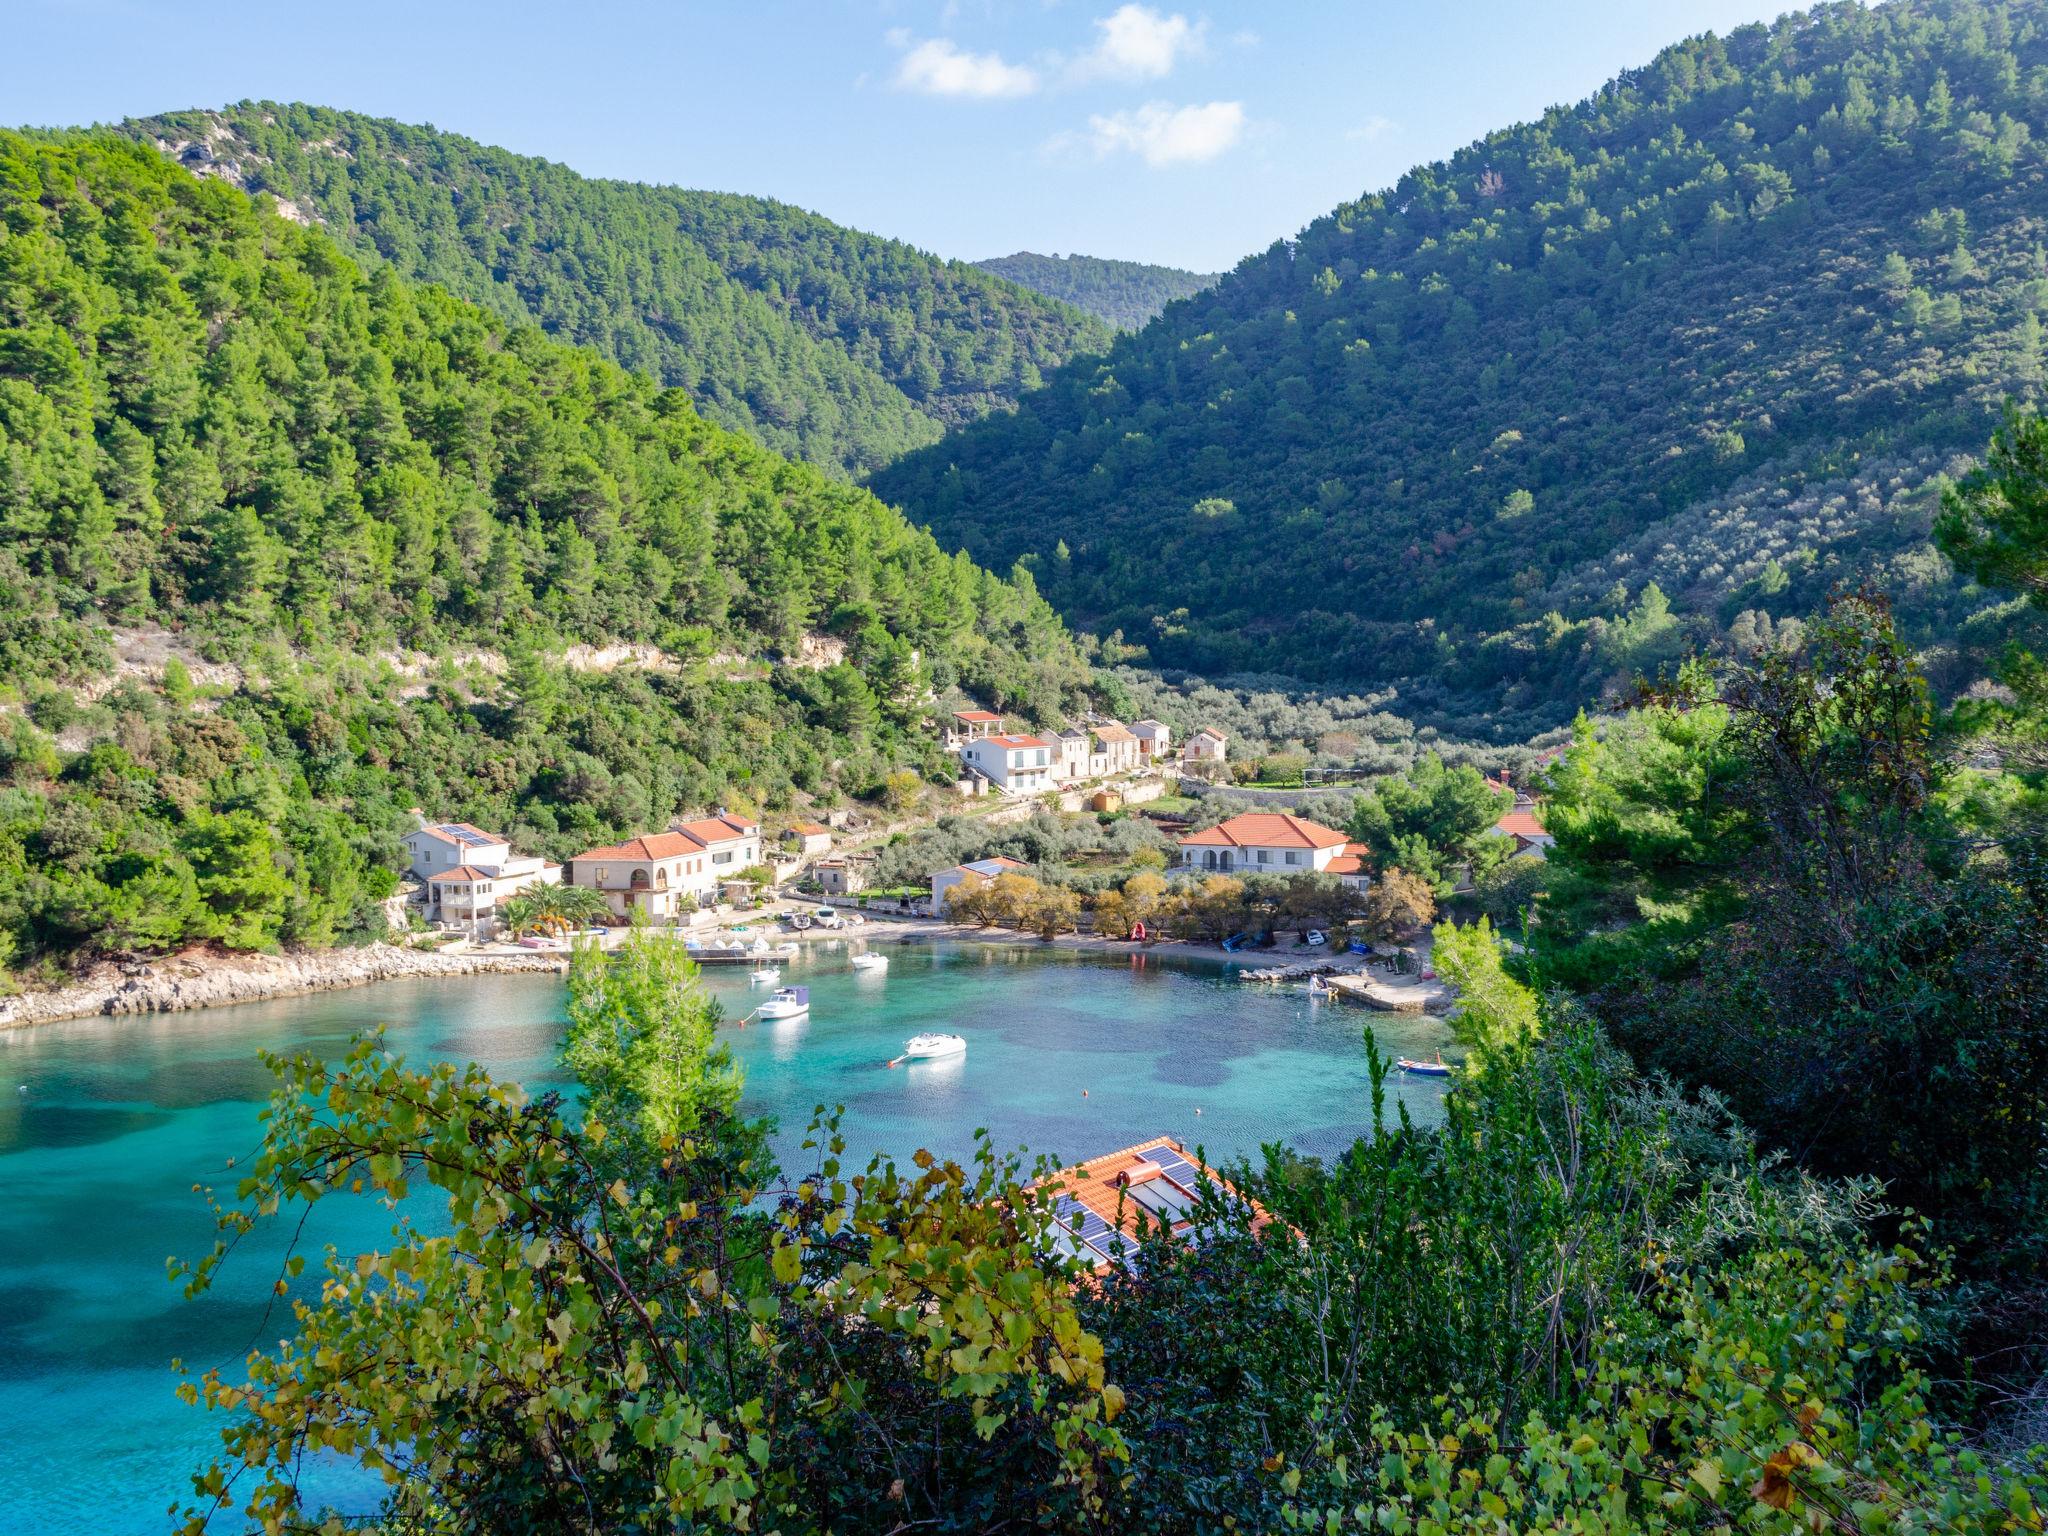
left=502, top=882, right=610, bottom=936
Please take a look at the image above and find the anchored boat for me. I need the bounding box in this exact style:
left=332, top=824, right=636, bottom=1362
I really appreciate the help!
left=755, top=986, right=810, bottom=1021
left=891, top=1032, right=966, bottom=1066
left=1397, top=1054, right=1456, bottom=1077
left=850, top=952, right=889, bottom=972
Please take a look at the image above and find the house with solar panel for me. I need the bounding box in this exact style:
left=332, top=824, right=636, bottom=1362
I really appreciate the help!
left=1031, top=1136, right=1267, bottom=1273
left=402, top=818, right=561, bottom=932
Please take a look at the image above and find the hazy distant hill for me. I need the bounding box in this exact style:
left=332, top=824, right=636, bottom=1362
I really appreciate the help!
left=881, top=0, right=2048, bottom=735
left=975, top=251, right=1219, bottom=330
left=123, top=103, right=1113, bottom=477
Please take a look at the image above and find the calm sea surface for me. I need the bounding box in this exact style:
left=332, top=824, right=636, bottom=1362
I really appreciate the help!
left=0, top=941, right=1449, bottom=1532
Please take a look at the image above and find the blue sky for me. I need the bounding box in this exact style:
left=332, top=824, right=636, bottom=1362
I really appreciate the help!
left=10, top=0, right=1785, bottom=271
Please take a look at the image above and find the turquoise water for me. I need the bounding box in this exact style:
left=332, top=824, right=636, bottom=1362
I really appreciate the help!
left=0, top=941, right=1449, bottom=1532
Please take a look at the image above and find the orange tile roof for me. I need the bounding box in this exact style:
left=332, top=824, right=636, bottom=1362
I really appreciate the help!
left=985, top=733, right=1052, bottom=750
left=1178, top=812, right=1348, bottom=851
left=1496, top=811, right=1547, bottom=838
left=952, top=708, right=1003, bottom=723
left=786, top=821, right=831, bottom=837
left=412, top=821, right=503, bottom=847
left=427, top=864, right=496, bottom=882
left=674, top=813, right=757, bottom=845
left=572, top=814, right=754, bottom=864
left=1325, top=854, right=1366, bottom=875
left=1092, top=724, right=1137, bottom=744
left=1030, top=1136, right=1270, bottom=1270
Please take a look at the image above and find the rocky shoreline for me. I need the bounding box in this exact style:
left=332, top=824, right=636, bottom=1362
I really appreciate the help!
left=0, top=943, right=570, bottom=1030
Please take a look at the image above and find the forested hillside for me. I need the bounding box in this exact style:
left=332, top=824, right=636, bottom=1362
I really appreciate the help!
left=0, top=129, right=1089, bottom=978
left=121, top=103, right=1113, bottom=476
left=880, top=0, right=2048, bottom=737
left=974, top=251, right=1218, bottom=330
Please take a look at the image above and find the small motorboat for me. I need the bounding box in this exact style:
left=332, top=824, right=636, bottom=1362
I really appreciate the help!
left=850, top=952, right=889, bottom=972
left=748, top=966, right=781, bottom=983
left=891, top=1032, right=966, bottom=1065
left=1397, top=1054, right=1456, bottom=1077
left=755, top=986, right=810, bottom=1021
left=1307, top=975, right=1334, bottom=998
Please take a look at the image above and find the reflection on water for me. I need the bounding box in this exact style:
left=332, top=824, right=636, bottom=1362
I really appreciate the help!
left=1, top=943, right=1449, bottom=1533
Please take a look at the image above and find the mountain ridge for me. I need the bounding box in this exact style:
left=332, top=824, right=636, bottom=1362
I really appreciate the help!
left=876, top=0, right=2048, bottom=737
left=120, top=102, right=1113, bottom=477
left=974, top=250, right=1220, bottom=330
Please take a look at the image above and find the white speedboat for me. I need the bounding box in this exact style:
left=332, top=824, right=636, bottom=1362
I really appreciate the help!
left=748, top=966, right=781, bottom=984
left=850, top=952, right=889, bottom=972
left=897, top=1032, right=965, bottom=1061
left=755, top=986, right=810, bottom=1021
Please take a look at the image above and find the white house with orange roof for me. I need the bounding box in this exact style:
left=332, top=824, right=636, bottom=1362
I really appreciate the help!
left=402, top=817, right=559, bottom=930
left=958, top=732, right=1056, bottom=795
left=1493, top=808, right=1554, bottom=860
left=945, top=707, right=1004, bottom=750
left=1175, top=811, right=1350, bottom=875
left=1324, top=841, right=1375, bottom=893
left=566, top=812, right=763, bottom=919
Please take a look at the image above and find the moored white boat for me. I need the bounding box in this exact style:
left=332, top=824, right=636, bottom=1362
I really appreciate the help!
left=755, top=986, right=810, bottom=1021
left=897, top=1032, right=966, bottom=1061
left=748, top=966, right=781, bottom=983
left=850, top=952, right=889, bottom=972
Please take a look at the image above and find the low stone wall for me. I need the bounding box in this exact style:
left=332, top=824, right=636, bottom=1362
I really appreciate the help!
left=1178, top=778, right=1356, bottom=810
left=1, top=944, right=569, bottom=1030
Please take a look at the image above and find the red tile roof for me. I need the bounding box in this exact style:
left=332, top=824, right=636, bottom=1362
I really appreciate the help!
left=427, top=864, right=496, bottom=883
left=1030, top=1136, right=1271, bottom=1271
left=1496, top=811, right=1548, bottom=838
left=572, top=814, right=755, bottom=864
left=952, top=709, right=1003, bottom=723
left=1326, top=854, right=1367, bottom=875
left=1178, top=812, right=1348, bottom=851
left=411, top=821, right=503, bottom=847
left=985, top=734, right=1052, bottom=750
left=1093, top=724, right=1137, bottom=744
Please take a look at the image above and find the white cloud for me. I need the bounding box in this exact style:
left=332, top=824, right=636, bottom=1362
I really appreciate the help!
left=893, top=36, right=1041, bottom=98
left=1073, top=100, right=1247, bottom=166
left=1074, top=4, right=1203, bottom=82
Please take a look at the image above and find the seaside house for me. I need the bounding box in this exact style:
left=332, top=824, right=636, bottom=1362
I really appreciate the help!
left=1492, top=809, right=1555, bottom=860
left=781, top=821, right=834, bottom=858
left=1181, top=728, right=1228, bottom=776
left=1132, top=719, right=1172, bottom=764
left=931, top=855, right=1029, bottom=913
left=958, top=733, right=1056, bottom=796
left=401, top=818, right=560, bottom=930
left=945, top=707, right=1004, bottom=751
left=566, top=812, right=763, bottom=920
left=813, top=856, right=868, bottom=898
left=1030, top=1136, right=1267, bottom=1273
left=1324, top=841, right=1374, bottom=893
left=1176, top=811, right=1349, bottom=875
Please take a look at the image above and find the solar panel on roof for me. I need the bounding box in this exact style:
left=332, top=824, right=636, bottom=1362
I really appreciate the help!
left=1054, top=1195, right=1130, bottom=1267
left=1128, top=1179, right=1194, bottom=1222
left=441, top=824, right=497, bottom=847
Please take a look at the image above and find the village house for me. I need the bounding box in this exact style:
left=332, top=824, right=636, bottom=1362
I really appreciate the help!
left=1053, top=727, right=1091, bottom=782
left=1181, top=727, right=1228, bottom=776
left=1131, top=719, right=1172, bottom=764
left=930, top=854, right=1029, bottom=913
left=813, top=856, right=868, bottom=898
left=1030, top=1136, right=1268, bottom=1273
left=1324, top=841, right=1374, bottom=893
left=781, top=821, right=833, bottom=858
left=401, top=818, right=560, bottom=930
left=1493, top=809, right=1555, bottom=860
left=944, top=707, right=1004, bottom=751
left=566, top=812, right=763, bottom=920
left=1087, top=722, right=1143, bottom=778
left=958, top=733, right=1056, bottom=796
left=1176, top=811, right=1349, bottom=875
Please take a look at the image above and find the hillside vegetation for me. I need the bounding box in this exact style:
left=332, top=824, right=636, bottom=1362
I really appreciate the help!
left=123, top=103, right=1113, bottom=476
left=0, top=129, right=1089, bottom=977
left=974, top=250, right=1218, bottom=330
left=879, top=0, right=2048, bottom=736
